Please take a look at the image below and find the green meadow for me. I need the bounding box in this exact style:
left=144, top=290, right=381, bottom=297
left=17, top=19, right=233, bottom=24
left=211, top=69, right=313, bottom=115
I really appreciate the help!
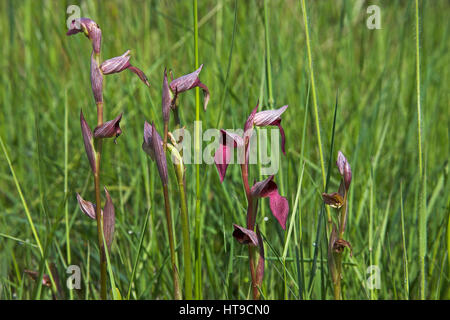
left=0, top=0, right=448, bottom=300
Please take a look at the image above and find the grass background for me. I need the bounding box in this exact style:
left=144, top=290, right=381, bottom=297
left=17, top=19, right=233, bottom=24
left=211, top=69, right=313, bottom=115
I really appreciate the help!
left=0, top=0, right=448, bottom=299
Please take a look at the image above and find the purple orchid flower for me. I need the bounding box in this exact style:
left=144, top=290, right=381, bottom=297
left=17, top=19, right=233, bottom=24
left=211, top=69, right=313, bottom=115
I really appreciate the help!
left=66, top=18, right=102, bottom=55
left=94, top=113, right=123, bottom=143
left=169, top=64, right=210, bottom=111
left=100, top=50, right=150, bottom=87
left=214, top=102, right=288, bottom=182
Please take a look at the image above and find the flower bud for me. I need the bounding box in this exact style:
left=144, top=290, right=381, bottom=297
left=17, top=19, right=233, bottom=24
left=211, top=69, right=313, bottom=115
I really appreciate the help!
left=344, top=161, right=352, bottom=190
left=76, top=193, right=97, bottom=220
left=162, top=68, right=171, bottom=123
left=80, top=110, right=96, bottom=173
left=90, top=52, right=103, bottom=104
left=336, top=151, right=347, bottom=176
left=103, top=187, right=115, bottom=250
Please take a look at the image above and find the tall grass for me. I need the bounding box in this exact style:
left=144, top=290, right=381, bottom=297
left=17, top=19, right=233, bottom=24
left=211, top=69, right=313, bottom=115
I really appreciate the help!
left=0, top=0, right=448, bottom=300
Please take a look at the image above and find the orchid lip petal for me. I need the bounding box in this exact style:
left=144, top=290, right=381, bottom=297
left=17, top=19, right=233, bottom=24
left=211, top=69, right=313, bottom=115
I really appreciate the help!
left=322, top=192, right=344, bottom=209
left=213, top=130, right=245, bottom=182
left=251, top=176, right=289, bottom=230
left=214, top=143, right=231, bottom=183
left=197, top=81, right=210, bottom=111
left=128, top=65, right=150, bottom=87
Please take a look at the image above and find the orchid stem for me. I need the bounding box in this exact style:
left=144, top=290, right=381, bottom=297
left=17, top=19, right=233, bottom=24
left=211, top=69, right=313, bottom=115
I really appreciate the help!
left=162, top=183, right=182, bottom=300
left=178, top=176, right=193, bottom=299
left=94, top=101, right=107, bottom=300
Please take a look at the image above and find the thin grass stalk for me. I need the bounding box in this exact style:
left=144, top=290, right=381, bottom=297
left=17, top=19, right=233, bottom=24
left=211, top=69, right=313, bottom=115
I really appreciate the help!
left=193, top=0, right=203, bottom=300
left=126, top=208, right=151, bottom=300
left=415, top=0, right=426, bottom=300
left=400, top=182, right=410, bottom=299
left=300, top=0, right=331, bottom=227
left=64, top=90, right=73, bottom=300
left=264, top=0, right=274, bottom=108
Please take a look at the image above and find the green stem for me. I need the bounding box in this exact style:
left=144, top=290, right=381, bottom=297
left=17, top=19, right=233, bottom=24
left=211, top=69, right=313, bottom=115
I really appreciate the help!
left=415, top=0, right=426, bottom=300
left=193, top=0, right=203, bottom=300
left=333, top=252, right=342, bottom=300
left=178, top=177, right=193, bottom=299
left=94, top=101, right=107, bottom=300
left=263, top=0, right=274, bottom=108
left=248, top=245, right=259, bottom=300
left=64, top=90, right=73, bottom=300
left=162, top=184, right=182, bottom=300
left=167, top=143, right=193, bottom=299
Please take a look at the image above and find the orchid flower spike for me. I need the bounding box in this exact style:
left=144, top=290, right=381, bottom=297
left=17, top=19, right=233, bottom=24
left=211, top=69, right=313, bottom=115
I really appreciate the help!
left=100, top=50, right=150, bottom=87
left=66, top=18, right=102, bottom=55
left=169, top=64, right=210, bottom=111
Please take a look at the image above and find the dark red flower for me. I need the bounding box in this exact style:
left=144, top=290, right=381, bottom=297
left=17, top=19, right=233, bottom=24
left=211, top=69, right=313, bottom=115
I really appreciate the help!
left=251, top=175, right=289, bottom=230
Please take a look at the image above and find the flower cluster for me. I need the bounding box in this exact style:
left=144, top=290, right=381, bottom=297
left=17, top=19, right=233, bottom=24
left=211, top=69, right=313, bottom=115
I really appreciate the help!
left=213, top=101, right=289, bottom=299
